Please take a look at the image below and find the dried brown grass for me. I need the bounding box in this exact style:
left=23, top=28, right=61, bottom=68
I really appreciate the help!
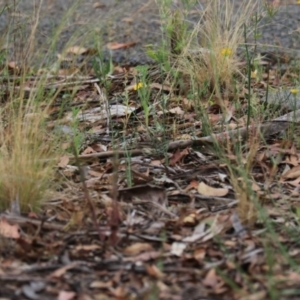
left=0, top=91, right=57, bottom=212
left=177, top=0, right=262, bottom=93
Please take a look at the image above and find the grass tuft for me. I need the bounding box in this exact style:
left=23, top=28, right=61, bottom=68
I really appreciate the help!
left=176, top=0, right=262, bottom=94
left=0, top=83, right=57, bottom=213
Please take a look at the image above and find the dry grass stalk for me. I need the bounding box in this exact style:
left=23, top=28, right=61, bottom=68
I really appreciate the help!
left=177, top=0, right=261, bottom=92
left=228, top=125, right=262, bottom=225
left=0, top=91, right=57, bottom=212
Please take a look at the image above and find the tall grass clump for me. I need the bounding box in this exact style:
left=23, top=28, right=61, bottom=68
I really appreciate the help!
left=169, top=0, right=262, bottom=94
left=0, top=0, right=79, bottom=212
left=0, top=0, right=112, bottom=213
left=0, top=85, right=58, bottom=213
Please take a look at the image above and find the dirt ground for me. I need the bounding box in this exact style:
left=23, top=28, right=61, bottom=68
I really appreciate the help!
left=0, top=0, right=299, bottom=65
left=1, top=1, right=300, bottom=300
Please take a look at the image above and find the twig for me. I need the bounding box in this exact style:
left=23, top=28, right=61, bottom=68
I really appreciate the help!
left=0, top=213, right=64, bottom=230
left=132, top=199, right=178, bottom=218
left=72, top=143, right=103, bottom=242
left=108, top=155, right=121, bottom=246
left=94, top=82, right=110, bottom=134
left=69, top=120, right=292, bottom=161
left=46, top=78, right=100, bottom=89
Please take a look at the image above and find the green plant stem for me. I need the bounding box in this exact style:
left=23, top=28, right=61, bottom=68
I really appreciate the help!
left=244, top=23, right=252, bottom=131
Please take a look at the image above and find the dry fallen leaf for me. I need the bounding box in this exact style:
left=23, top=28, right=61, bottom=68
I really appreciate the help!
left=58, top=290, right=76, bottom=300
left=118, top=184, right=167, bottom=206
left=145, top=264, right=164, bottom=278
left=106, top=41, right=137, bottom=50
left=238, top=290, right=267, bottom=300
left=8, top=61, right=18, bottom=70
left=281, top=165, right=300, bottom=179
left=49, top=262, right=78, bottom=279
left=194, top=248, right=206, bottom=261
left=93, top=2, right=106, bottom=9
left=183, top=213, right=197, bottom=225
left=73, top=244, right=101, bottom=251
left=90, top=280, right=112, bottom=289
left=66, top=46, right=96, bottom=55
left=66, top=46, right=88, bottom=55
left=170, top=242, right=187, bottom=256
left=150, top=82, right=173, bottom=92
left=197, top=182, right=229, bottom=197
left=58, top=155, right=69, bottom=168
left=169, top=148, right=189, bottom=166
left=0, top=217, right=20, bottom=239
left=203, top=268, right=220, bottom=288
left=123, top=242, right=153, bottom=255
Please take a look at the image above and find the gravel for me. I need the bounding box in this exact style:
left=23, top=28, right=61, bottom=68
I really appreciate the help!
left=0, top=0, right=299, bottom=66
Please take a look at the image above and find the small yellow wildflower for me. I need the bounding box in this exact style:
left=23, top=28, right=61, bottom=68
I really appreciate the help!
left=221, top=48, right=233, bottom=57
left=297, top=0, right=300, bottom=4
left=290, top=88, right=299, bottom=95
left=133, top=82, right=143, bottom=90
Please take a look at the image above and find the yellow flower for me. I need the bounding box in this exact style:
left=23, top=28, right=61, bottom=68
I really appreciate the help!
left=290, top=88, right=299, bottom=95
left=221, top=48, right=233, bottom=57
left=297, top=0, right=300, bottom=4
left=133, top=82, right=143, bottom=90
